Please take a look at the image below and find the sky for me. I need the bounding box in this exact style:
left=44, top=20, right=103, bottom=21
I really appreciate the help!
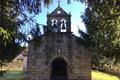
left=35, top=0, right=87, bottom=36
left=19, top=0, right=87, bottom=46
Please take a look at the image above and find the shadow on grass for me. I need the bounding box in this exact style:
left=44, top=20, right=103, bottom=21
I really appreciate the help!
left=0, top=70, right=24, bottom=80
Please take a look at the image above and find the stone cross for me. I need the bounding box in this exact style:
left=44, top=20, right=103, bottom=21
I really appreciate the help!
left=57, top=0, right=61, bottom=6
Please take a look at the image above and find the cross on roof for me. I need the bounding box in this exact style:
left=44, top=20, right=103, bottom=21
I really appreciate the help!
left=57, top=0, right=61, bottom=6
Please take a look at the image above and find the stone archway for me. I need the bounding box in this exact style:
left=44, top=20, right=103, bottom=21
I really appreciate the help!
left=50, top=58, right=68, bottom=80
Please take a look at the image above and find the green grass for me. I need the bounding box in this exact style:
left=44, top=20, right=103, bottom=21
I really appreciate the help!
left=0, top=70, right=24, bottom=80
left=92, top=70, right=119, bottom=80
left=0, top=70, right=119, bottom=80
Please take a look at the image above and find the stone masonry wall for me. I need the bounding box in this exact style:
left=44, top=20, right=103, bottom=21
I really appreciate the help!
left=26, top=33, right=91, bottom=80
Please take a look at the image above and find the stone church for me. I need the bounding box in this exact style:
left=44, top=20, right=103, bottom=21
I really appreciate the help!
left=26, top=5, right=91, bottom=80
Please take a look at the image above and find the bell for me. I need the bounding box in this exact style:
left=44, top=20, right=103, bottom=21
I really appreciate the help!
left=53, top=23, right=57, bottom=28
left=62, top=24, right=66, bottom=29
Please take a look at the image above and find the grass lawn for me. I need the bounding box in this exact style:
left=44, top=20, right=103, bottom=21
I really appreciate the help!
left=0, top=70, right=24, bottom=80
left=92, top=70, right=119, bottom=80
left=0, top=70, right=119, bottom=80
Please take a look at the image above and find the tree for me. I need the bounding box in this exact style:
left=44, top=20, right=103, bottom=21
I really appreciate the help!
left=0, top=0, right=52, bottom=73
left=0, top=1, right=19, bottom=76
left=81, top=0, right=120, bottom=66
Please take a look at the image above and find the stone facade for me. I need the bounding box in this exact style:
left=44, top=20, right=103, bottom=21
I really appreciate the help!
left=26, top=5, right=91, bottom=80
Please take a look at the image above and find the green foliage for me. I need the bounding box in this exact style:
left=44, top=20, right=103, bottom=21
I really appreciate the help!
left=81, top=0, right=120, bottom=65
left=0, top=0, right=18, bottom=64
left=0, top=0, right=54, bottom=69
left=0, top=28, right=14, bottom=46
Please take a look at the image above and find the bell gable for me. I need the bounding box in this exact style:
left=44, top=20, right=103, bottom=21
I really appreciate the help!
left=48, top=6, right=69, bottom=16
left=47, top=6, right=71, bottom=33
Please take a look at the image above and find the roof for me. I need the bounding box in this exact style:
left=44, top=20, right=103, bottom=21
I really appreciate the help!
left=48, top=6, right=70, bottom=16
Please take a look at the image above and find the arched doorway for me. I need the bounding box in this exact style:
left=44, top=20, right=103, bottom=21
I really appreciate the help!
left=50, top=58, right=68, bottom=80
